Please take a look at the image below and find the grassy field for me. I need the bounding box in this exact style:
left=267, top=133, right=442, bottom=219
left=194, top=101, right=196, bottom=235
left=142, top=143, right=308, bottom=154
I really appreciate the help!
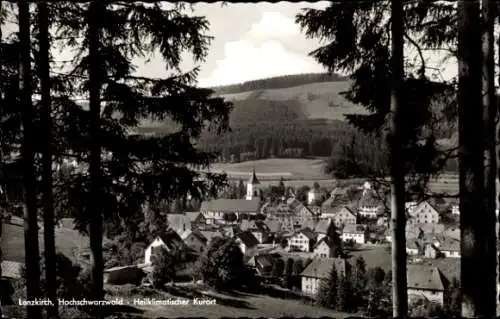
left=106, top=284, right=352, bottom=318
left=0, top=217, right=90, bottom=263
left=210, top=158, right=459, bottom=194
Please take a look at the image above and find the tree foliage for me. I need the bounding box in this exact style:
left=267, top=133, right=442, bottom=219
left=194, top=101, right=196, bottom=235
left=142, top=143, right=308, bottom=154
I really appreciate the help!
left=196, top=237, right=244, bottom=290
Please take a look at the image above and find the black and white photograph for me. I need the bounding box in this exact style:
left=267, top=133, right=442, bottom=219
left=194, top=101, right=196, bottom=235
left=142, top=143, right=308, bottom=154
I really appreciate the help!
left=0, top=0, right=497, bottom=318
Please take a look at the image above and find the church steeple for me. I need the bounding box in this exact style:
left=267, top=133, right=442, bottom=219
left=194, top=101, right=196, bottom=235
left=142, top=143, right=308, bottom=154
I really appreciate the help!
left=248, top=167, right=260, bottom=185
left=246, top=167, right=261, bottom=200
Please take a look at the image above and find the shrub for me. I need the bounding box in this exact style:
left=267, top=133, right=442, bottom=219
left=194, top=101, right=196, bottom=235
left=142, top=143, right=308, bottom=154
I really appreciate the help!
left=105, top=266, right=145, bottom=286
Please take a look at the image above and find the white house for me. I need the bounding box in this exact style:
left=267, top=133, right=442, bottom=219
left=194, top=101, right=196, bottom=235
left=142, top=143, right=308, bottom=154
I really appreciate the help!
left=287, top=227, right=317, bottom=252
left=144, top=232, right=186, bottom=265
left=413, top=201, right=440, bottom=224
left=307, top=187, right=322, bottom=205
left=313, top=238, right=335, bottom=258
left=340, top=224, right=367, bottom=244
left=300, top=258, right=348, bottom=296
left=407, top=265, right=447, bottom=306
left=357, top=184, right=381, bottom=219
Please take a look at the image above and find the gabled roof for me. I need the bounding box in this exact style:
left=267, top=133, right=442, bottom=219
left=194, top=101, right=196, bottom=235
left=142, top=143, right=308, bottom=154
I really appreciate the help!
left=295, top=227, right=316, bottom=240
left=314, top=237, right=335, bottom=249
left=300, top=257, right=347, bottom=279
left=263, top=219, right=281, bottom=233
left=407, top=265, right=446, bottom=291
left=358, top=191, right=381, bottom=208
left=236, top=231, right=259, bottom=248
left=200, top=198, right=260, bottom=213
left=183, top=229, right=208, bottom=243
left=312, top=219, right=331, bottom=234
left=342, top=224, right=366, bottom=234
left=156, top=231, right=186, bottom=251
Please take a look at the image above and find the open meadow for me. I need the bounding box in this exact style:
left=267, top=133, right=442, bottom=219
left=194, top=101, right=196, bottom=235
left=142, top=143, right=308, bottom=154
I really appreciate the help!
left=210, top=158, right=459, bottom=194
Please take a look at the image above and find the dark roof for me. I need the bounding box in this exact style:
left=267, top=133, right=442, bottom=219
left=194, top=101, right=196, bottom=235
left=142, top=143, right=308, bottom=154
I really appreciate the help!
left=358, top=191, right=381, bottom=208
left=248, top=169, right=260, bottom=185
left=407, top=265, right=446, bottom=291
left=300, top=258, right=347, bottom=279
left=264, top=219, right=281, bottom=233
left=236, top=231, right=259, bottom=248
left=342, top=224, right=366, bottom=234
left=200, top=198, right=260, bottom=213
left=157, top=231, right=186, bottom=251
left=312, top=219, right=331, bottom=234
left=297, top=227, right=316, bottom=240
left=254, top=254, right=274, bottom=268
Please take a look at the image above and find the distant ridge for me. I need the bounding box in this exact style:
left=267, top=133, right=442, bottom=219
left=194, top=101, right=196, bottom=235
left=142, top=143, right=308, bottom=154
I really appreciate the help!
left=210, top=72, right=348, bottom=95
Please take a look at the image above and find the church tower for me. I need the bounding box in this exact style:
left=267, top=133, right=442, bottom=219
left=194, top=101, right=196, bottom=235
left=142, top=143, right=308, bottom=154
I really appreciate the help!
left=246, top=168, right=261, bottom=200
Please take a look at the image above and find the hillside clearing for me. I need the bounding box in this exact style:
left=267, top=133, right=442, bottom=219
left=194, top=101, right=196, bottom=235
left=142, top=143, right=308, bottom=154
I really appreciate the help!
left=106, top=284, right=352, bottom=318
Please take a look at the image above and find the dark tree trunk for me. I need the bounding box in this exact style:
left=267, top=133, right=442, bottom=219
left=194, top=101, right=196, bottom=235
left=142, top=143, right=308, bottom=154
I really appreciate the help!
left=481, top=0, right=498, bottom=316
left=19, top=0, right=42, bottom=317
left=389, top=0, right=407, bottom=316
left=88, top=2, right=104, bottom=315
left=37, top=2, right=58, bottom=317
left=458, top=0, right=488, bottom=316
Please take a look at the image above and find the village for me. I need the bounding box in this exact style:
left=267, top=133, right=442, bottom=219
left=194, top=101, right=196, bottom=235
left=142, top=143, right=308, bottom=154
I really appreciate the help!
left=95, top=169, right=479, bottom=312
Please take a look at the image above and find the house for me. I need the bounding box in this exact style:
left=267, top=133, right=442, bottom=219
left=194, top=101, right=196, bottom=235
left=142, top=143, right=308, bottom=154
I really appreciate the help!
left=241, top=220, right=270, bottom=244
left=313, top=238, right=336, bottom=258
left=407, top=265, right=448, bottom=305
left=451, top=203, right=459, bottom=216
left=341, top=224, right=367, bottom=245
left=406, top=239, right=421, bottom=256
left=181, top=230, right=208, bottom=253
left=266, top=204, right=298, bottom=232
left=332, top=206, right=357, bottom=228
left=287, top=227, right=317, bottom=252
left=424, top=237, right=460, bottom=258
left=412, top=201, right=440, bottom=224
left=167, top=213, right=192, bottom=236
left=287, top=197, right=317, bottom=221
left=185, top=211, right=206, bottom=228
left=357, top=188, right=382, bottom=219
left=235, top=231, right=259, bottom=255
left=300, top=258, right=348, bottom=296
left=144, top=231, right=187, bottom=265
left=248, top=254, right=274, bottom=277
left=200, top=198, right=261, bottom=224
left=307, top=187, right=323, bottom=205
left=310, top=219, right=332, bottom=242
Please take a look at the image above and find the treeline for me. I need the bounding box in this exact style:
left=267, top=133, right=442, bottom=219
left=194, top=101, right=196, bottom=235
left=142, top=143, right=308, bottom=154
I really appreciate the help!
left=211, top=73, right=347, bottom=95
left=199, top=120, right=354, bottom=160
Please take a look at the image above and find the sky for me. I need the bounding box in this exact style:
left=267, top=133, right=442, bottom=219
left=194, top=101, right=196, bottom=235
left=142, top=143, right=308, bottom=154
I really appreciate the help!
left=136, top=1, right=332, bottom=87
left=2, top=1, right=457, bottom=88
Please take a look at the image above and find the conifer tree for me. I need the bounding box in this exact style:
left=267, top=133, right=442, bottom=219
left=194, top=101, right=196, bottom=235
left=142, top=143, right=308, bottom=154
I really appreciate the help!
left=53, top=1, right=232, bottom=305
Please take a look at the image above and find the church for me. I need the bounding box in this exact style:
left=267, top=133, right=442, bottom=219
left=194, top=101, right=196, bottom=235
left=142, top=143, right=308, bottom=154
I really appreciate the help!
left=199, top=169, right=263, bottom=224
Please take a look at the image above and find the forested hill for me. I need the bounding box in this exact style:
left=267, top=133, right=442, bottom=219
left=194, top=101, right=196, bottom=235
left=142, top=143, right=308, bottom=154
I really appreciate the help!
left=210, top=73, right=347, bottom=95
